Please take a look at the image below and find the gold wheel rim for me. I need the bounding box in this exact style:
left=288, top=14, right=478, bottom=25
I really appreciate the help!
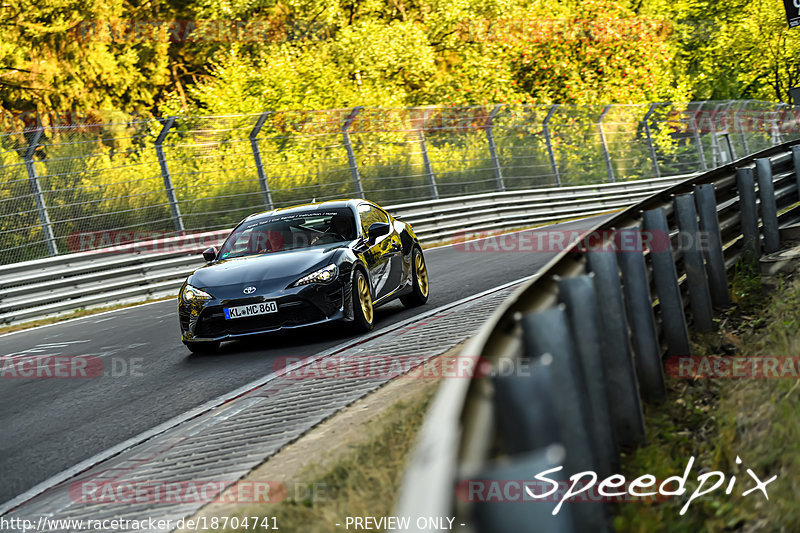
left=415, top=254, right=429, bottom=297
left=358, top=276, right=373, bottom=323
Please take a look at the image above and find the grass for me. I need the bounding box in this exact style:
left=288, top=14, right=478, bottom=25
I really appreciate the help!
left=614, top=263, right=800, bottom=532
left=220, top=380, right=439, bottom=533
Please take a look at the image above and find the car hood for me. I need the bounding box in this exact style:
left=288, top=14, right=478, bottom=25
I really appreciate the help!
left=189, top=245, right=346, bottom=297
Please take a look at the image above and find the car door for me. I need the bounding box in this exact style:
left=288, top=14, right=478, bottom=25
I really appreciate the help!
left=357, top=203, right=403, bottom=300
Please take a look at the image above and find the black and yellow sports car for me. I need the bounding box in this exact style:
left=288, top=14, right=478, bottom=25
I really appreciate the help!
left=178, top=199, right=430, bottom=353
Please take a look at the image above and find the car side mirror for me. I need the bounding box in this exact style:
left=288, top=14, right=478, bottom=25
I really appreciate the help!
left=367, top=222, right=391, bottom=245
left=202, top=246, right=217, bottom=262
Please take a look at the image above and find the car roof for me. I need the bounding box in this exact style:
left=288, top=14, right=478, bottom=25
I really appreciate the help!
left=241, top=199, right=375, bottom=224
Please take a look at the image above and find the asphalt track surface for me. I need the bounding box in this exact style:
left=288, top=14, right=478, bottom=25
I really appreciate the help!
left=0, top=216, right=607, bottom=506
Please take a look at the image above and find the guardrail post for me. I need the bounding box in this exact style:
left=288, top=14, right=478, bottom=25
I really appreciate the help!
left=23, top=128, right=58, bottom=256
left=793, top=146, right=800, bottom=200
left=417, top=127, right=439, bottom=200
left=543, top=105, right=561, bottom=186
left=521, top=307, right=610, bottom=532
left=642, top=103, right=661, bottom=179
left=485, top=105, right=506, bottom=192
left=342, top=107, right=365, bottom=199
left=471, top=447, right=578, bottom=533
left=598, top=105, right=615, bottom=183
left=586, top=248, right=646, bottom=450
left=557, top=275, right=619, bottom=477
left=694, top=184, right=730, bottom=308
left=736, top=167, right=761, bottom=261
left=155, top=116, right=185, bottom=233
left=756, top=158, right=780, bottom=253
left=492, top=355, right=561, bottom=455
left=642, top=208, right=692, bottom=356
left=614, top=228, right=666, bottom=404
left=674, top=193, right=714, bottom=332
left=689, top=112, right=709, bottom=172
left=250, top=111, right=274, bottom=210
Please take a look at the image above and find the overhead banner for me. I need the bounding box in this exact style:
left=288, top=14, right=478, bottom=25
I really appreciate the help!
left=785, top=0, right=800, bottom=27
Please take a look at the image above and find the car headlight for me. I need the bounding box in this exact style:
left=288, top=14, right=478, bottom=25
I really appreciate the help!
left=293, top=264, right=338, bottom=287
left=182, top=283, right=213, bottom=302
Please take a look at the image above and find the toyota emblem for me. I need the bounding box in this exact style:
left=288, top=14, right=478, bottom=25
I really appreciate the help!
left=243, top=286, right=256, bottom=294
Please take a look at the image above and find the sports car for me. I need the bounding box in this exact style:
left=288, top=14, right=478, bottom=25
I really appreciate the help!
left=178, top=199, right=430, bottom=353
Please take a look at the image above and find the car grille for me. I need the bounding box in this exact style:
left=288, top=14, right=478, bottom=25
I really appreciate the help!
left=195, top=300, right=327, bottom=337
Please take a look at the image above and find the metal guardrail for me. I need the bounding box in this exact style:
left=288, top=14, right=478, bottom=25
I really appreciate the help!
left=393, top=141, right=800, bottom=532
left=0, top=175, right=693, bottom=325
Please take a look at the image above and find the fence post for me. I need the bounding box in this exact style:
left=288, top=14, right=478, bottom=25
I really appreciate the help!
left=770, top=104, right=785, bottom=146
left=694, top=184, right=730, bottom=308
left=756, top=157, right=780, bottom=253
left=250, top=111, right=274, bottom=210
left=155, top=116, right=184, bottom=233
left=543, top=105, right=561, bottom=186
left=23, top=128, right=58, bottom=256
left=724, top=101, right=736, bottom=159
left=342, top=107, right=364, bottom=199
left=486, top=104, right=506, bottom=192
left=674, top=193, right=714, bottom=332
left=598, top=105, right=615, bottom=183
left=689, top=112, right=708, bottom=172
left=735, top=100, right=750, bottom=155
left=417, top=126, right=439, bottom=200
left=642, top=103, right=661, bottom=179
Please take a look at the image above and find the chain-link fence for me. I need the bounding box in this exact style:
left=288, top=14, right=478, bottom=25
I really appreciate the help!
left=1, top=100, right=797, bottom=266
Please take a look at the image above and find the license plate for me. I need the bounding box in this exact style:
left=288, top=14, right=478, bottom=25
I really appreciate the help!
left=224, top=301, right=278, bottom=319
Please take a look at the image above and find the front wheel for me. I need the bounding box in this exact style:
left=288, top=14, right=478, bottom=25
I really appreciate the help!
left=401, top=247, right=430, bottom=308
left=184, top=340, right=220, bottom=354
left=351, top=269, right=375, bottom=332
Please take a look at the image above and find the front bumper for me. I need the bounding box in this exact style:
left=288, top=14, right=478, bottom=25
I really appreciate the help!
left=179, top=281, right=348, bottom=343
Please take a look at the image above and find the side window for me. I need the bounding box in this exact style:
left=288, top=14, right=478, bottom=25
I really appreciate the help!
left=357, top=204, right=388, bottom=238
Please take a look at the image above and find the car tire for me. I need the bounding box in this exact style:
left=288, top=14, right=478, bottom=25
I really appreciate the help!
left=401, top=247, right=430, bottom=308
left=185, top=341, right=220, bottom=354
left=351, top=269, right=375, bottom=332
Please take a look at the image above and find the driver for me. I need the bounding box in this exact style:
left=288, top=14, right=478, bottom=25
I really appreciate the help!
left=311, top=213, right=355, bottom=244
left=330, top=213, right=355, bottom=239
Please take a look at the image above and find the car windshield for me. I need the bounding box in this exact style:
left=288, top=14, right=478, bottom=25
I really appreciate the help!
left=217, top=208, right=357, bottom=259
